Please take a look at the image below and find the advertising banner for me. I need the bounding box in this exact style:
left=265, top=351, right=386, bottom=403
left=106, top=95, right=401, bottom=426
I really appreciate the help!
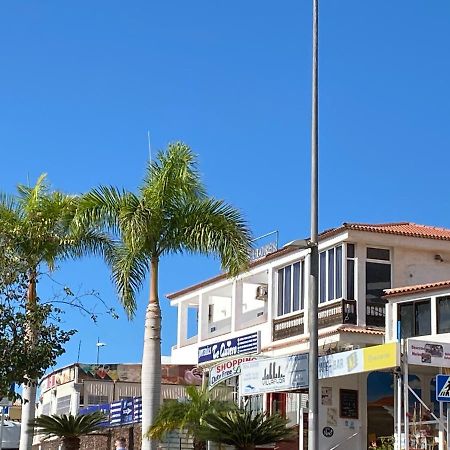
left=240, top=353, right=309, bottom=396
left=407, top=339, right=450, bottom=368
left=318, top=342, right=399, bottom=379
left=198, top=331, right=260, bottom=364
left=208, top=356, right=258, bottom=389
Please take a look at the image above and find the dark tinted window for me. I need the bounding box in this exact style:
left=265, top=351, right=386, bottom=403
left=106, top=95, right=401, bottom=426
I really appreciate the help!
left=283, top=265, right=291, bottom=314
left=293, top=262, right=300, bottom=312
left=416, top=301, right=431, bottom=336
left=328, top=248, right=335, bottom=300
left=319, top=251, right=326, bottom=303
left=438, top=296, right=450, bottom=334
left=367, top=247, right=390, bottom=261
left=399, top=303, right=414, bottom=339
left=277, top=269, right=284, bottom=315
left=399, top=300, right=431, bottom=338
left=366, top=262, right=391, bottom=301
left=336, top=246, right=343, bottom=298
left=347, top=260, right=355, bottom=300
left=347, top=243, right=355, bottom=258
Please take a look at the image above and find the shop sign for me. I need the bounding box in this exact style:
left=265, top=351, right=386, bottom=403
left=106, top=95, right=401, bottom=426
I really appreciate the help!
left=198, top=332, right=260, bottom=364
left=208, top=356, right=258, bottom=390
left=239, top=353, right=309, bottom=396
left=318, top=342, right=399, bottom=379
left=407, top=339, right=450, bottom=368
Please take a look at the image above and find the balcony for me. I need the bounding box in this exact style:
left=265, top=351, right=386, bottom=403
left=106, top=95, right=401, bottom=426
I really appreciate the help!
left=366, top=300, right=386, bottom=327
left=272, top=299, right=357, bottom=341
left=318, top=299, right=357, bottom=328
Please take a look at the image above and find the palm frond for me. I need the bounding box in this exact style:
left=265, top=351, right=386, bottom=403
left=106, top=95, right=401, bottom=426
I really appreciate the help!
left=141, top=142, right=206, bottom=209
left=166, top=198, right=251, bottom=276
left=75, top=186, right=131, bottom=236
left=29, top=411, right=106, bottom=439
left=111, top=242, right=149, bottom=318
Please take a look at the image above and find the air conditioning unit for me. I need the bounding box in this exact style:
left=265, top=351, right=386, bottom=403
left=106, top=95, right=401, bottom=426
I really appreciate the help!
left=255, top=284, right=268, bottom=301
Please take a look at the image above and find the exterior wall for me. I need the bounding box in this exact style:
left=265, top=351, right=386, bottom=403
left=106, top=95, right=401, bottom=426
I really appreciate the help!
left=317, top=373, right=368, bottom=450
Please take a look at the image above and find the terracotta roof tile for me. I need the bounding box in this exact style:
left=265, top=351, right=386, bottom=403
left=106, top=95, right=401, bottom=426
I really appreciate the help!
left=321, top=222, right=450, bottom=241
left=384, top=280, right=450, bottom=298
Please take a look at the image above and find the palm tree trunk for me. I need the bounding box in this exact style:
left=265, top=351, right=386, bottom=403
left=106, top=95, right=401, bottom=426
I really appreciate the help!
left=19, top=271, right=38, bottom=450
left=141, top=256, right=161, bottom=450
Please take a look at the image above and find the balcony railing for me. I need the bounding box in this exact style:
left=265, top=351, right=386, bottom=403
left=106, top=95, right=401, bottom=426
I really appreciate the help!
left=366, top=300, right=386, bottom=327
left=272, top=299, right=357, bottom=341
left=273, top=312, right=305, bottom=341
left=318, top=299, right=357, bottom=328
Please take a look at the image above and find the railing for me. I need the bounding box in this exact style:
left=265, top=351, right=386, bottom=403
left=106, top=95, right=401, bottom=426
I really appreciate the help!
left=366, top=300, right=386, bottom=327
left=317, top=299, right=357, bottom=328
left=272, top=299, right=357, bottom=341
left=273, top=312, right=305, bottom=341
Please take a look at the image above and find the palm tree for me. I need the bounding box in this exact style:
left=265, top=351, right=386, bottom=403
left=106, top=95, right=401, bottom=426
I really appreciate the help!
left=0, top=175, right=112, bottom=450
left=29, top=411, right=106, bottom=450
left=199, top=410, right=297, bottom=450
left=76, top=142, right=252, bottom=450
left=146, top=385, right=235, bottom=450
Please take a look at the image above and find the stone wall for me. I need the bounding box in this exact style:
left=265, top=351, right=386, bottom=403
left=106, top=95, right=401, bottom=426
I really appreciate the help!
left=32, top=425, right=141, bottom=450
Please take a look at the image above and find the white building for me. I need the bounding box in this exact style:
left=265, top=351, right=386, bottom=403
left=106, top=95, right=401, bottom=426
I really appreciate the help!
left=168, top=222, right=450, bottom=449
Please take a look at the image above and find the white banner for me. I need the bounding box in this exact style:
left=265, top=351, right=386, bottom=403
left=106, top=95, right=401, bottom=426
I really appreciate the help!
left=240, top=353, right=309, bottom=396
left=209, top=356, right=258, bottom=390
left=407, top=339, right=450, bottom=368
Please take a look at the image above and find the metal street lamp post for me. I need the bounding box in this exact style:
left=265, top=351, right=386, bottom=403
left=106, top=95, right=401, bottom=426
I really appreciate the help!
left=96, top=338, right=107, bottom=365
left=309, top=0, right=319, bottom=449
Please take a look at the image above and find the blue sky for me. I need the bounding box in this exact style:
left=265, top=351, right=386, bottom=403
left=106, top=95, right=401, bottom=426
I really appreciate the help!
left=1, top=1, right=449, bottom=367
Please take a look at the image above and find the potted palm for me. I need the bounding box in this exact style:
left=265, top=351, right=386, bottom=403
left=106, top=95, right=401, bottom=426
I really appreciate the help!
left=199, top=409, right=296, bottom=450
left=29, top=411, right=106, bottom=450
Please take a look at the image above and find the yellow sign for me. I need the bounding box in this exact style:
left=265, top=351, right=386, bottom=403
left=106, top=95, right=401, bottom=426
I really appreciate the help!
left=363, top=342, right=399, bottom=371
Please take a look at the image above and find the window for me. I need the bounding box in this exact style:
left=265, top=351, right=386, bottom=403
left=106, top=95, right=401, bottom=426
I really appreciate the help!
left=319, top=245, right=347, bottom=303
left=366, top=248, right=391, bottom=302
left=56, top=395, right=71, bottom=415
left=438, top=296, right=450, bottom=334
left=399, top=299, right=431, bottom=338
left=346, top=244, right=355, bottom=300
left=277, top=261, right=305, bottom=316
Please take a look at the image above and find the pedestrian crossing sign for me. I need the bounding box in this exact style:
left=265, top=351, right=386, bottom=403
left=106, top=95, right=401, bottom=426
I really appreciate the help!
left=436, top=375, right=450, bottom=402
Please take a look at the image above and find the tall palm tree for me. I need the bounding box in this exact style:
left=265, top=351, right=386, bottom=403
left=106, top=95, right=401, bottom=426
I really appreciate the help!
left=29, top=411, right=106, bottom=450
left=0, top=175, right=111, bottom=450
left=76, top=142, right=252, bottom=450
left=199, top=410, right=297, bottom=450
left=146, top=385, right=235, bottom=450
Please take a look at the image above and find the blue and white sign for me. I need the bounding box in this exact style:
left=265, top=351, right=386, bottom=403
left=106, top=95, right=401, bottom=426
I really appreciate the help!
left=80, top=397, right=142, bottom=427
left=436, top=375, right=450, bottom=402
left=239, top=353, right=309, bottom=396
left=198, top=331, right=260, bottom=364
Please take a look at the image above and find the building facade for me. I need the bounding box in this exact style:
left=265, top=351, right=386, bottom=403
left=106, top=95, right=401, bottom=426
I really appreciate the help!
left=168, top=222, right=450, bottom=449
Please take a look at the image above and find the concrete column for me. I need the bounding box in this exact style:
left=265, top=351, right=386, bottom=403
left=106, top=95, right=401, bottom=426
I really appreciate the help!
left=177, top=302, right=188, bottom=347
left=232, top=280, right=243, bottom=333
left=198, top=293, right=209, bottom=341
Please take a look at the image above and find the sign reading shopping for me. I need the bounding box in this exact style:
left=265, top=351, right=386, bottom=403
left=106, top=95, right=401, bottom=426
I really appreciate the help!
left=198, top=332, right=260, bottom=364
left=408, top=339, right=450, bottom=368
left=239, top=353, right=309, bottom=395
left=209, top=356, right=258, bottom=389
left=436, top=375, right=450, bottom=402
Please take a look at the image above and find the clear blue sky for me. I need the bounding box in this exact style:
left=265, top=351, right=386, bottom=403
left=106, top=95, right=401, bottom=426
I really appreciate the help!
left=1, top=1, right=449, bottom=368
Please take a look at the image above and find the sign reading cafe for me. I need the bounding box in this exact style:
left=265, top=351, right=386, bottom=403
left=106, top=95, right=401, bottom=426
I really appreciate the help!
left=198, top=332, right=260, bottom=364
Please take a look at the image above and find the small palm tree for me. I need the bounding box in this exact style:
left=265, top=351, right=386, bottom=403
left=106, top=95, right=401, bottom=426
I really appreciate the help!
left=199, top=410, right=296, bottom=450
left=146, top=385, right=235, bottom=450
left=76, top=142, right=251, bottom=450
left=29, top=411, right=106, bottom=450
